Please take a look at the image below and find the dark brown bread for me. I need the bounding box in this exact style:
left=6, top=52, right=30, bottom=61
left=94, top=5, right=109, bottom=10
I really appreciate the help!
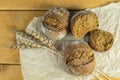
left=44, top=7, right=69, bottom=31
left=64, top=43, right=95, bottom=75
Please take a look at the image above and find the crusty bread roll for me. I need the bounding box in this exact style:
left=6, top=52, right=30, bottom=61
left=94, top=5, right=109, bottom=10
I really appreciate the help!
left=71, top=10, right=99, bottom=38
left=43, top=7, right=69, bottom=31
left=42, top=7, right=69, bottom=41
left=64, top=42, right=95, bottom=75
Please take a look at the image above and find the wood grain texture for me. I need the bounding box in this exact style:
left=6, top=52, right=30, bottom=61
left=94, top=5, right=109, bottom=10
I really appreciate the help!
left=0, top=11, right=45, bottom=64
left=0, top=65, right=23, bottom=80
left=0, top=64, right=120, bottom=80
left=0, top=0, right=119, bottom=10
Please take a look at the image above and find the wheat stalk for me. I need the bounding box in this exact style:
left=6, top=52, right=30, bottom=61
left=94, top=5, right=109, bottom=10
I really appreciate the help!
left=95, top=69, right=111, bottom=80
left=17, top=39, right=43, bottom=48
left=15, top=30, right=55, bottom=49
left=18, top=39, right=64, bottom=58
left=14, top=29, right=56, bottom=50
left=26, top=29, right=56, bottom=50
left=13, top=29, right=63, bottom=58
left=9, top=43, right=27, bottom=49
left=10, top=41, right=64, bottom=58
left=14, top=30, right=37, bottom=42
left=10, top=40, right=44, bottom=49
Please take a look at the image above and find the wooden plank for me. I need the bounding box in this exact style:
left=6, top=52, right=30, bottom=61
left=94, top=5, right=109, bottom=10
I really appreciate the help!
left=0, top=64, right=120, bottom=80
left=0, top=0, right=119, bottom=10
left=0, top=65, right=23, bottom=80
left=0, top=11, right=45, bottom=64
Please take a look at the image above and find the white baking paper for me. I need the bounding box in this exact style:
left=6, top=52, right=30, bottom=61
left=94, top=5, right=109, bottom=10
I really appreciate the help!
left=18, top=2, right=120, bottom=80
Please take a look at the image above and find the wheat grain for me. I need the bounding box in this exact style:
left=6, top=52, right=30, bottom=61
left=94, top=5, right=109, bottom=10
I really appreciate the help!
left=10, top=40, right=44, bottom=49
left=18, top=39, right=41, bottom=47
left=9, top=44, right=27, bottom=49
left=43, top=39, right=48, bottom=44
left=14, top=30, right=37, bottom=41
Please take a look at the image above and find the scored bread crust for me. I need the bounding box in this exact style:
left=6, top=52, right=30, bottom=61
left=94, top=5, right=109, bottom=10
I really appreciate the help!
left=64, top=43, right=95, bottom=75
left=43, top=7, right=69, bottom=31
left=69, top=58, right=95, bottom=75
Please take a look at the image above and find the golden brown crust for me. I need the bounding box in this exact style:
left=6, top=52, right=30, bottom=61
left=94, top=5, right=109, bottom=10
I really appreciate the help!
left=43, top=7, right=69, bottom=31
left=64, top=43, right=95, bottom=75
left=89, top=29, right=114, bottom=52
left=71, top=10, right=99, bottom=38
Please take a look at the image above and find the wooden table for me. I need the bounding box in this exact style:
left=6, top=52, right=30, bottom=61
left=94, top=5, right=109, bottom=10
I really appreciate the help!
left=0, top=0, right=120, bottom=80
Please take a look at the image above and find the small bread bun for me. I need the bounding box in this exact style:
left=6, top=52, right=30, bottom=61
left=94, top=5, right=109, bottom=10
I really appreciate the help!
left=42, top=7, right=69, bottom=41
left=89, top=29, right=114, bottom=52
left=71, top=10, right=99, bottom=38
left=43, top=7, right=69, bottom=31
left=64, top=42, right=95, bottom=75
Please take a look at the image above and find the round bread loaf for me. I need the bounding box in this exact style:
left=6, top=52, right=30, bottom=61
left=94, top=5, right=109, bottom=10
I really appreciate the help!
left=89, top=29, right=114, bottom=52
left=42, top=7, right=69, bottom=41
left=71, top=10, right=99, bottom=38
left=43, top=7, right=69, bottom=31
left=64, top=42, right=95, bottom=75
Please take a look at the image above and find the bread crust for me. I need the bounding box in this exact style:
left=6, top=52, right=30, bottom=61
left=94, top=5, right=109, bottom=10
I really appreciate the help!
left=44, top=7, right=69, bottom=31
left=64, top=43, right=95, bottom=75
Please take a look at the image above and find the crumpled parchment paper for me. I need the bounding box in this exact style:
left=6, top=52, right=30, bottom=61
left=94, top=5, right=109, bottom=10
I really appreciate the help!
left=17, top=2, right=120, bottom=80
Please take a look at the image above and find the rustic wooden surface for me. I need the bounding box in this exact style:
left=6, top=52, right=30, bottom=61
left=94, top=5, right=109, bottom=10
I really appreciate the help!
left=0, top=0, right=119, bottom=10
left=0, top=65, right=23, bottom=80
left=0, top=0, right=120, bottom=80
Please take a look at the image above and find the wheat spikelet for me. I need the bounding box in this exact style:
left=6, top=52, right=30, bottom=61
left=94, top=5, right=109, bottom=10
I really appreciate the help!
left=10, top=44, right=42, bottom=49
left=10, top=39, right=44, bottom=49
left=26, top=29, right=56, bottom=50
left=14, top=30, right=48, bottom=47
left=9, top=41, right=63, bottom=58
left=9, top=44, right=27, bottom=49
left=14, top=30, right=37, bottom=42
left=17, top=39, right=43, bottom=48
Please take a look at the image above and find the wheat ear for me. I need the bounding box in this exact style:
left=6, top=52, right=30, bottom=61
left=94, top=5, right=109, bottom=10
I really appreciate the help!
left=9, top=44, right=27, bottom=49
left=26, top=30, right=56, bottom=50
left=14, top=29, right=63, bottom=58
left=17, top=39, right=44, bottom=48
left=14, top=30, right=37, bottom=42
